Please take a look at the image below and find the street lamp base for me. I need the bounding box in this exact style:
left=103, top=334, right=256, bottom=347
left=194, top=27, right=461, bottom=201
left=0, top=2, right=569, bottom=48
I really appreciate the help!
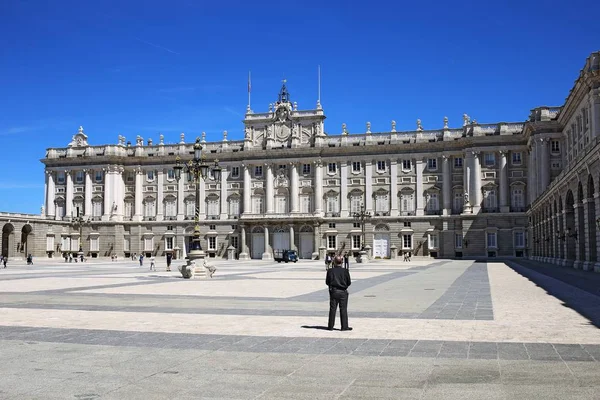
left=187, top=249, right=206, bottom=263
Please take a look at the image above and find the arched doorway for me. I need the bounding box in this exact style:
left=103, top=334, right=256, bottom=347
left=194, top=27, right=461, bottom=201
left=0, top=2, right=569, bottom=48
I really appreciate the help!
left=272, top=226, right=290, bottom=252
left=2, top=224, right=14, bottom=257
left=21, top=224, right=33, bottom=256
left=251, top=227, right=265, bottom=259
left=557, top=196, right=564, bottom=260
left=299, top=226, right=313, bottom=259
left=373, top=224, right=390, bottom=258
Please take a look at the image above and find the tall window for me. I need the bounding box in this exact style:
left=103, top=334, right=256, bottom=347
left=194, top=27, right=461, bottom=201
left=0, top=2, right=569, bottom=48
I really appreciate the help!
left=275, top=193, right=288, bottom=214
left=185, top=198, right=195, bottom=218
left=207, top=196, right=219, bottom=216
left=426, top=193, right=439, bottom=211
left=453, top=192, right=463, bottom=213
left=454, top=157, right=463, bottom=168
left=328, top=163, right=337, bottom=173
left=327, top=235, right=336, bottom=249
left=92, top=200, right=102, bottom=217
left=455, top=234, right=463, bottom=249
left=484, top=189, right=497, bottom=209
left=165, top=237, right=174, bottom=250
left=300, top=195, right=312, bottom=213
left=208, top=237, right=216, bottom=250
left=146, top=170, right=155, bottom=182
left=124, top=201, right=134, bottom=218
left=402, top=160, right=411, bottom=171
left=123, top=238, right=130, bottom=252
left=401, top=192, right=414, bottom=213
left=375, top=193, right=389, bottom=213
left=164, top=197, right=176, bottom=217
left=427, top=158, right=437, bottom=170
left=551, top=140, right=560, bottom=153
left=512, top=188, right=524, bottom=208
left=167, top=169, right=175, bottom=180
left=352, top=161, right=361, bottom=172
left=75, top=171, right=84, bottom=183
left=428, top=234, right=439, bottom=249
left=252, top=196, right=264, bottom=214
left=376, top=160, right=386, bottom=172
left=90, top=237, right=99, bottom=252
left=514, top=232, right=524, bottom=248
left=486, top=232, right=497, bottom=248
left=55, top=199, right=65, bottom=218
left=402, top=234, right=412, bottom=249
left=326, top=194, right=339, bottom=213
left=228, top=197, right=240, bottom=216
left=57, top=172, right=66, bottom=184
left=143, top=198, right=156, bottom=217
left=512, top=152, right=522, bottom=165
left=352, top=235, right=361, bottom=249
left=94, top=171, right=103, bottom=183
left=350, top=194, right=362, bottom=213
left=484, top=153, right=496, bottom=166
left=254, top=166, right=263, bottom=177
left=302, top=164, right=311, bottom=174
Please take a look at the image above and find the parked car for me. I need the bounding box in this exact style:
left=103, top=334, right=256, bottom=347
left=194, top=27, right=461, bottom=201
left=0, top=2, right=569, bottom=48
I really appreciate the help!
left=274, top=249, right=298, bottom=263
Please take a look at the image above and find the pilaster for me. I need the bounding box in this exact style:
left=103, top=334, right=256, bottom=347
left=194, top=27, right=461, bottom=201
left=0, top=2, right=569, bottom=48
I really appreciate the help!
left=220, top=168, right=229, bottom=219
left=242, top=164, right=251, bottom=214
left=499, top=151, right=509, bottom=212
left=65, top=170, right=74, bottom=218
left=416, top=158, right=424, bottom=216
left=265, top=163, right=274, bottom=214
left=46, top=171, right=56, bottom=218
left=442, top=155, right=451, bottom=215
left=134, top=167, right=143, bottom=222
left=365, top=160, right=373, bottom=213
left=340, top=161, right=349, bottom=217
left=156, top=169, right=164, bottom=221
left=290, top=162, right=299, bottom=213
left=262, top=225, right=272, bottom=260
left=314, top=159, right=323, bottom=215
left=84, top=169, right=92, bottom=218
left=390, top=160, right=398, bottom=216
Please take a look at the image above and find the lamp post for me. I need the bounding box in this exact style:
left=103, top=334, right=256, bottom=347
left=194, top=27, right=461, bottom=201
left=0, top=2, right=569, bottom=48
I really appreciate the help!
left=353, top=205, right=371, bottom=263
left=174, top=137, right=222, bottom=266
left=71, top=207, right=89, bottom=260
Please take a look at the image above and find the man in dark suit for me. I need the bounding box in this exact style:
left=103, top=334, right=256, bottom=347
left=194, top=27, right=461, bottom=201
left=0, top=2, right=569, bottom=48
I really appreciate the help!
left=326, top=255, right=352, bottom=331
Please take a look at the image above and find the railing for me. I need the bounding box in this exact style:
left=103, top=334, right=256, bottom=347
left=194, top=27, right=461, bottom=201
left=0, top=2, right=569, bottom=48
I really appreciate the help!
left=207, top=215, right=220, bottom=220
left=400, top=211, right=415, bottom=216
left=482, top=207, right=499, bottom=213
left=425, top=209, right=442, bottom=215
left=325, top=212, right=340, bottom=217
left=510, top=207, right=526, bottom=212
left=452, top=207, right=464, bottom=214
left=374, top=211, right=390, bottom=216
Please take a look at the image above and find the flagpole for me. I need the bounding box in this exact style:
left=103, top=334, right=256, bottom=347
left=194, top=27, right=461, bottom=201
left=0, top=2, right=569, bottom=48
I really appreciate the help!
left=317, top=65, right=322, bottom=109
left=247, top=71, right=251, bottom=112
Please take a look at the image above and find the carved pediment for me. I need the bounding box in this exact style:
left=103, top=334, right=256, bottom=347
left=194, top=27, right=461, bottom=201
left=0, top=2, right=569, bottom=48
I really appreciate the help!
left=68, top=126, right=89, bottom=147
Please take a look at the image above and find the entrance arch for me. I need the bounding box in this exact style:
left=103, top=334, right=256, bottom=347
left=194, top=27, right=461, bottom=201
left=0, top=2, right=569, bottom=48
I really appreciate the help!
left=565, top=190, right=576, bottom=262
left=2, top=223, right=15, bottom=257
left=299, top=225, right=314, bottom=259
left=251, top=227, right=265, bottom=259
left=21, top=224, right=33, bottom=256
left=373, top=224, right=390, bottom=258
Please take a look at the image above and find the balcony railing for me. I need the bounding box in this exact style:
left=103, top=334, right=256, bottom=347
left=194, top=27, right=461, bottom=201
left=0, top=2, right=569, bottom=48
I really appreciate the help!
left=325, top=212, right=340, bottom=217
left=425, top=209, right=442, bottom=215
left=143, top=216, right=156, bottom=221
left=207, top=215, right=220, bottom=220
left=510, top=207, right=526, bottom=212
left=164, top=216, right=177, bottom=221
left=482, top=207, right=499, bottom=213
left=374, top=211, right=390, bottom=216
left=400, top=211, right=415, bottom=216
left=452, top=207, right=463, bottom=214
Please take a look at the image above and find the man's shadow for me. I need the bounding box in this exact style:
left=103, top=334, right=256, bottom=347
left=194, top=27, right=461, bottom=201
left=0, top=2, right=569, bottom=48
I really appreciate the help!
left=301, top=325, right=335, bottom=331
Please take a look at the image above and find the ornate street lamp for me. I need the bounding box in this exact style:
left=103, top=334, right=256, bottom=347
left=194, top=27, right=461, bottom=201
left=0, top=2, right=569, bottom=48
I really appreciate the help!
left=174, top=137, right=222, bottom=264
left=71, top=207, right=89, bottom=260
left=353, top=205, right=371, bottom=263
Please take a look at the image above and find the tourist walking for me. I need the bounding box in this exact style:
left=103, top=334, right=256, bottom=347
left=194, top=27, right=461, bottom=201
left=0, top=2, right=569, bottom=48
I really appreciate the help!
left=27, top=254, right=33, bottom=265
left=325, top=254, right=332, bottom=270
left=166, top=253, right=172, bottom=271
left=3, top=257, right=7, bottom=268
left=326, top=255, right=352, bottom=331
left=139, top=254, right=144, bottom=267
left=150, top=256, right=156, bottom=271
left=343, top=252, right=349, bottom=269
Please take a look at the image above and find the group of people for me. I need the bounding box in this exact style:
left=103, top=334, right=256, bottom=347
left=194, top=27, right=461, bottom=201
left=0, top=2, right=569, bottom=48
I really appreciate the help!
left=63, top=253, right=85, bottom=263
left=402, top=251, right=412, bottom=262
left=324, top=252, right=350, bottom=270
left=138, top=252, right=173, bottom=272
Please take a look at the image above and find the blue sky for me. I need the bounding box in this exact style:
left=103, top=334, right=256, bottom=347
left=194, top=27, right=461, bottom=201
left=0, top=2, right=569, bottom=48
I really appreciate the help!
left=0, top=0, right=598, bottom=214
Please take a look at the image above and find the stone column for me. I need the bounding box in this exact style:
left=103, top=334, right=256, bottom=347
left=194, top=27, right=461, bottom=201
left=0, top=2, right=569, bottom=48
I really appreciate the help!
left=290, top=162, right=299, bottom=213
left=134, top=167, right=143, bottom=221
left=540, top=139, right=550, bottom=193
left=84, top=170, right=92, bottom=218
left=390, top=160, right=398, bottom=216
left=114, top=166, right=124, bottom=221
left=589, top=88, right=600, bottom=139
left=103, top=167, right=112, bottom=221
left=595, top=192, right=600, bottom=272
left=562, top=211, right=572, bottom=267
left=499, top=151, right=509, bottom=212
left=177, top=170, right=184, bottom=220
left=289, top=224, right=296, bottom=251
left=340, top=161, right=349, bottom=217
left=582, top=199, right=591, bottom=270
left=243, top=164, right=251, bottom=214
left=220, top=168, right=229, bottom=219
left=266, top=164, right=274, bottom=214
left=416, top=158, right=424, bottom=216
left=156, top=169, right=164, bottom=221
left=262, top=225, right=272, bottom=260
left=365, top=160, right=373, bottom=212
left=46, top=171, right=56, bottom=218
left=464, top=152, right=473, bottom=212
left=530, top=144, right=538, bottom=201
left=239, top=225, right=250, bottom=260
left=442, top=155, right=451, bottom=215
left=65, top=170, right=74, bottom=219
left=314, top=160, right=323, bottom=214
left=472, top=152, right=482, bottom=213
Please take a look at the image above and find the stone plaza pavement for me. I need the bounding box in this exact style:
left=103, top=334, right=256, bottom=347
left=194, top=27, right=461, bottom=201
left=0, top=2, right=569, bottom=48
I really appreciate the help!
left=1, top=257, right=600, bottom=399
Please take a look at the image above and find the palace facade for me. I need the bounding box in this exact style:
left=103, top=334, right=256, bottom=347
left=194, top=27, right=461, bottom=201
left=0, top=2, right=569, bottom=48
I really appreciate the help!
left=1, top=52, right=599, bottom=268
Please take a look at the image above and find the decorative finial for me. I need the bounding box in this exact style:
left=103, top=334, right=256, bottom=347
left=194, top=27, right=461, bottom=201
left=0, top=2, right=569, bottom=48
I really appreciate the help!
left=159, top=134, right=164, bottom=145
left=147, top=138, right=153, bottom=146
left=268, top=103, right=273, bottom=112
left=246, top=104, right=251, bottom=114
left=223, top=130, right=228, bottom=141
left=136, top=135, right=143, bottom=146
left=201, top=132, right=206, bottom=143
left=391, top=120, right=396, bottom=132
left=417, top=119, right=423, bottom=131
left=342, top=123, right=347, bottom=135
left=316, top=99, right=322, bottom=110
left=463, top=114, right=470, bottom=126
left=293, top=101, right=298, bottom=111
left=180, top=132, right=185, bottom=143
left=472, top=119, right=477, bottom=125
left=443, top=116, right=449, bottom=129
left=366, top=122, right=371, bottom=134
left=78, top=126, right=84, bottom=134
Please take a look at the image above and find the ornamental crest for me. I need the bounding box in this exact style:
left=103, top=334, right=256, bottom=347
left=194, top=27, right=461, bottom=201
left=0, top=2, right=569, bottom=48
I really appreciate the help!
left=68, top=126, right=89, bottom=148
left=275, top=168, right=288, bottom=187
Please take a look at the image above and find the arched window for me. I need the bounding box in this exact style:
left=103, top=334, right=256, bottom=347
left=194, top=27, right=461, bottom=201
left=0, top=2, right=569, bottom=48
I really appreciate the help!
left=400, top=189, right=414, bottom=215
left=274, top=188, right=288, bottom=214
left=350, top=191, right=363, bottom=213
left=143, top=197, right=156, bottom=217
left=325, top=191, right=339, bottom=214
left=92, top=197, right=103, bottom=218
left=374, top=190, right=389, bottom=214
left=300, top=188, right=313, bottom=213
left=164, top=196, right=177, bottom=218
left=206, top=195, right=219, bottom=217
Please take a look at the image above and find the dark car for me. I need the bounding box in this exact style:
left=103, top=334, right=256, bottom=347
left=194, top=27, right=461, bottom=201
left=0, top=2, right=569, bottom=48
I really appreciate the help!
left=274, top=249, right=298, bottom=263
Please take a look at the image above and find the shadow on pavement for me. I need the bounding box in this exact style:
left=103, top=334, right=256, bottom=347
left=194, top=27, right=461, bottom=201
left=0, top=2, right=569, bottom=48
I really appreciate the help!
left=506, top=260, right=600, bottom=329
left=301, top=325, right=332, bottom=331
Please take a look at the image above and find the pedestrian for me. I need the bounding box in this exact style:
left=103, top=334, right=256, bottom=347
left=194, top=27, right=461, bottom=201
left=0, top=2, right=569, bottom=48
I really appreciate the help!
left=3, top=257, right=7, bottom=268
left=343, top=252, right=349, bottom=269
left=150, top=256, right=156, bottom=271
left=325, top=254, right=332, bottom=270
left=139, top=254, right=144, bottom=267
left=166, top=253, right=172, bottom=272
left=27, top=254, right=33, bottom=265
left=326, top=255, right=352, bottom=331
left=132, top=253, right=136, bottom=261
left=80, top=254, right=84, bottom=262
left=408, top=252, right=412, bottom=262
left=403, top=252, right=407, bottom=262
